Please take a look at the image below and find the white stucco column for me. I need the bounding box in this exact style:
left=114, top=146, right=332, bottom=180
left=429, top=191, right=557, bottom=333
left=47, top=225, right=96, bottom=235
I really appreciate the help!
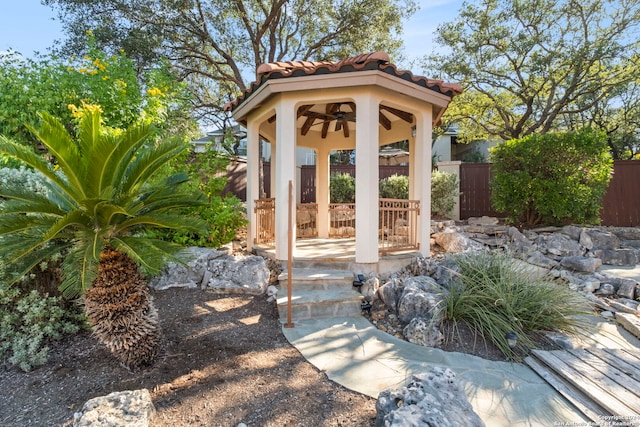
left=355, top=94, right=380, bottom=263
left=245, top=118, right=261, bottom=252
left=270, top=143, right=277, bottom=197
left=274, top=98, right=297, bottom=261
left=316, top=146, right=331, bottom=238
left=414, top=108, right=433, bottom=257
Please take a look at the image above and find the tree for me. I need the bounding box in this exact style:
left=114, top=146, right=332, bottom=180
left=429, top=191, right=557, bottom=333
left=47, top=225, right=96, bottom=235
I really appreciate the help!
left=0, top=36, right=198, bottom=150
left=0, top=107, right=208, bottom=367
left=423, top=0, right=640, bottom=143
left=43, top=0, right=416, bottom=127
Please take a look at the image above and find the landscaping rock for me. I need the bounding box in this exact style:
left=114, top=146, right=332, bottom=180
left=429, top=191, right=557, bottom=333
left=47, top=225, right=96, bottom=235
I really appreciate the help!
left=377, top=278, right=404, bottom=314
left=375, top=367, right=484, bottom=427
left=580, top=229, right=620, bottom=250
left=73, top=389, right=155, bottom=427
left=615, top=313, right=640, bottom=340
left=560, top=256, right=602, bottom=273
left=433, top=231, right=485, bottom=253
left=537, top=233, right=584, bottom=258
left=150, top=249, right=270, bottom=294
left=591, top=248, right=638, bottom=266
left=149, top=247, right=227, bottom=290
left=204, top=254, right=270, bottom=294
left=397, top=277, right=443, bottom=324
left=403, top=317, right=444, bottom=347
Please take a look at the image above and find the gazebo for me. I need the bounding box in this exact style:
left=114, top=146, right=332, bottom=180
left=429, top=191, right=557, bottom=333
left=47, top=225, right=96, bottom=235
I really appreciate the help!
left=225, top=52, right=461, bottom=270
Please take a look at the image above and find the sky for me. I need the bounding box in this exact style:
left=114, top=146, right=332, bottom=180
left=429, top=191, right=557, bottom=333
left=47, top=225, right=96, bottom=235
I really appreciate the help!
left=0, top=0, right=463, bottom=61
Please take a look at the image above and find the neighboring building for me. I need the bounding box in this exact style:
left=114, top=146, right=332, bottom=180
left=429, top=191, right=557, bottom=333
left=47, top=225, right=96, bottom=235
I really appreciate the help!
left=432, top=124, right=497, bottom=163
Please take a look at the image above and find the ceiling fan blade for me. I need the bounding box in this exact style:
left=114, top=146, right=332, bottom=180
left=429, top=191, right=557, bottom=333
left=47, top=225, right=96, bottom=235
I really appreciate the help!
left=342, top=119, right=350, bottom=138
left=335, top=120, right=342, bottom=132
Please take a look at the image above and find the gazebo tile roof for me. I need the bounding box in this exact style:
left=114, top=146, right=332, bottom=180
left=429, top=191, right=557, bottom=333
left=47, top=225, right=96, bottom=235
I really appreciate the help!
left=224, top=51, right=462, bottom=113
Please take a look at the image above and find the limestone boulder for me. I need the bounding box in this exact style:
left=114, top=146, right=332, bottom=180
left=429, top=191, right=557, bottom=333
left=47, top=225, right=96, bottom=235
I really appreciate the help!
left=73, top=389, right=155, bottom=427
left=537, top=233, right=584, bottom=258
left=433, top=231, right=485, bottom=253
left=403, top=317, right=444, bottom=347
left=375, top=367, right=484, bottom=427
left=204, top=254, right=270, bottom=294
left=560, top=256, right=602, bottom=273
left=149, top=247, right=227, bottom=290
left=397, top=276, right=444, bottom=324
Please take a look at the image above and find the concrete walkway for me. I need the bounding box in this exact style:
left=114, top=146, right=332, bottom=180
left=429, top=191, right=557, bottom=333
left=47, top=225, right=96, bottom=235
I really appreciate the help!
left=282, top=264, right=640, bottom=426
left=283, top=317, right=588, bottom=426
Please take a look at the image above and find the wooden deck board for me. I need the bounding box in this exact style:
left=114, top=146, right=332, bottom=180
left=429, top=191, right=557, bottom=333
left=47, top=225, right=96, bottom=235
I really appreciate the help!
left=586, top=348, right=640, bottom=382
left=524, top=355, right=608, bottom=422
left=531, top=349, right=639, bottom=416
left=568, top=349, right=640, bottom=401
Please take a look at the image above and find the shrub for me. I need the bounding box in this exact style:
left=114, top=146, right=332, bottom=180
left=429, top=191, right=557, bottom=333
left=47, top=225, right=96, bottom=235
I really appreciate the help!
left=0, top=287, right=85, bottom=371
left=330, top=172, right=355, bottom=203
left=431, top=170, right=458, bottom=218
left=490, top=128, right=613, bottom=225
left=152, top=143, right=247, bottom=248
left=379, top=174, right=409, bottom=199
left=159, top=195, right=246, bottom=248
left=441, top=251, right=592, bottom=360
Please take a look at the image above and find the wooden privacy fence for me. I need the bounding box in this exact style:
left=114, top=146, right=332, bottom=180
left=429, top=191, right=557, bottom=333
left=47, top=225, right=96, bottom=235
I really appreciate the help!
left=226, top=160, right=640, bottom=227
left=458, top=161, right=640, bottom=227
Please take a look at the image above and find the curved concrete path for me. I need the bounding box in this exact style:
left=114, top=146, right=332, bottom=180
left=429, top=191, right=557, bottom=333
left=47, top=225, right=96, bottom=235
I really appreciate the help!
left=283, top=316, right=589, bottom=426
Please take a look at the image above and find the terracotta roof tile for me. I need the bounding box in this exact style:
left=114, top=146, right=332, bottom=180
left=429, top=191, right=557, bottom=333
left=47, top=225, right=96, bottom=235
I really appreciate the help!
left=224, top=51, right=462, bottom=113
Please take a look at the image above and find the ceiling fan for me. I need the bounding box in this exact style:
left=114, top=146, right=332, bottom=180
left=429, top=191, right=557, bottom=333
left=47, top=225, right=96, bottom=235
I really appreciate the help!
left=298, top=102, right=356, bottom=138
left=269, top=102, right=415, bottom=139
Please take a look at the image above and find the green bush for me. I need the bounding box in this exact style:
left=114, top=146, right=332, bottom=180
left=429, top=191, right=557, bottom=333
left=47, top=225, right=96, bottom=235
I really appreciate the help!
left=151, top=143, right=247, bottom=248
left=379, top=174, right=409, bottom=199
left=0, top=287, right=85, bottom=371
left=330, top=172, right=355, bottom=203
left=431, top=170, right=458, bottom=218
left=490, top=128, right=613, bottom=225
left=160, top=195, right=246, bottom=248
left=441, top=251, right=592, bottom=360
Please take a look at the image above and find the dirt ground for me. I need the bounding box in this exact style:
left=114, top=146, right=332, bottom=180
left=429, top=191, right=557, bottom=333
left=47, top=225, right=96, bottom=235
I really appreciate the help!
left=0, top=289, right=378, bottom=427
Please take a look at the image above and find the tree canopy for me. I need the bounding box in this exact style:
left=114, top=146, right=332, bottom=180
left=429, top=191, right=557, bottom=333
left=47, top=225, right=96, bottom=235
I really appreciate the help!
left=0, top=36, right=198, bottom=150
left=44, top=0, right=417, bottom=127
left=423, top=0, right=640, bottom=151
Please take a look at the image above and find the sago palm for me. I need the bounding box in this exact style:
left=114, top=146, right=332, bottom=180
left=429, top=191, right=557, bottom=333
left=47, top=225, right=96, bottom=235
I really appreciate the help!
left=0, top=107, right=208, bottom=368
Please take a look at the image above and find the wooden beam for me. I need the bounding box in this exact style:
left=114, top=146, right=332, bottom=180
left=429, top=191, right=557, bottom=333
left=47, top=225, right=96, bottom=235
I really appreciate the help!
left=379, top=111, right=391, bottom=130
left=380, top=105, right=414, bottom=123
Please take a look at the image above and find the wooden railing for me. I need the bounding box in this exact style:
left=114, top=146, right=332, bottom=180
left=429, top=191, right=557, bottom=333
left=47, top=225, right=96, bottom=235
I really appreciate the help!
left=254, top=198, right=275, bottom=246
left=378, top=198, right=420, bottom=253
left=253, top=198, right=420, bottom=253
left=329, top=203, right=356, bottom=237
left=297, top=203, right=318, bottom=238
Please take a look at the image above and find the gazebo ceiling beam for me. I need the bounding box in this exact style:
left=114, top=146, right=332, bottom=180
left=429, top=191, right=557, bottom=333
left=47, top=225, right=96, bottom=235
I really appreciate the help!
left=379, top=111, right=391, bottom=130
left=380, top=105, right=414, bottom=123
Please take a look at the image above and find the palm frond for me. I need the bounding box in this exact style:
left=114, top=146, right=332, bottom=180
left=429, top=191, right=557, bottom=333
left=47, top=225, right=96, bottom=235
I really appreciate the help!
left=59, top=242, right=100, bottom=298
left=42, top=210, right=91, bottom=241
left=0, top=194, right=67, bottom=217
left=102, top=125, right=152, bottom=194
left=0, top=135, right=77, bottom=201
left=114, top=213, right=209, bottom=235
left=112, top=236, right=186, bottom=275
left=0, top=236, right=71, bottom=285
left=26, top=114, right=86, bottom=200
left=0, top=215, right=56, bottom=237
left=120, top=139, right=188, bottom=194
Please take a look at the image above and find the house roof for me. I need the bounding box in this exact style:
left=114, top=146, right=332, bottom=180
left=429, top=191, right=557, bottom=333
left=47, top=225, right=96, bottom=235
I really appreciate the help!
left=224, top=51, right=462, bottom=113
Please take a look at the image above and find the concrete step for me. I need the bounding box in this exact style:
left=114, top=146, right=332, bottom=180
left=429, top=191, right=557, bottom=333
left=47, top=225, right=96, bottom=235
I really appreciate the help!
left=276, top=288, right=364, bottom=323
left=278, top=267, right=355, bottom=291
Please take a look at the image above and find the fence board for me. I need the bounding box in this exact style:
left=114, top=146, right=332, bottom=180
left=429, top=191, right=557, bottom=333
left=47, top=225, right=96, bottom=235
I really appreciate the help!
left=459, top=163, right=502, bottom=219
left=600, top=160, right=640, bottom=227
